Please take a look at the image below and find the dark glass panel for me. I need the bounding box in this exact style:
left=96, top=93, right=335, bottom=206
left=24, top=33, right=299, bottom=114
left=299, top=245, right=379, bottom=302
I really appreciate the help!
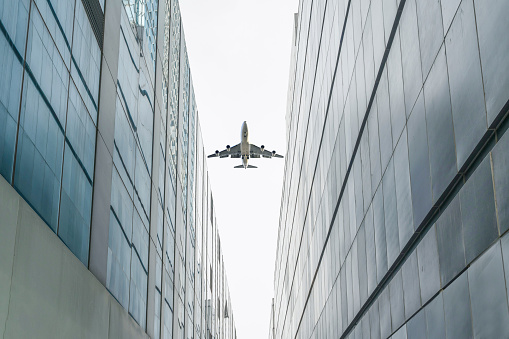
left=460, top=156, right=498, bottom=264
left=0, top=0, right=28, bottom=181
left=58, top=145, right=93, bottom=266
left=14, top=79, right=65, bottom=232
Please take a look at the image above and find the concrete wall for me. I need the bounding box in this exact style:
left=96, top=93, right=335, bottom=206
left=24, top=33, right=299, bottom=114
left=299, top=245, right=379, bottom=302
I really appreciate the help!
left=0, top=175, right=149, bottom=339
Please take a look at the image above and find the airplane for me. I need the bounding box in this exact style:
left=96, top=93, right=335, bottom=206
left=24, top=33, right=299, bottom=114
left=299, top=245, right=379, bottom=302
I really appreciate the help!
left=207, top=121, right=283, bottom=169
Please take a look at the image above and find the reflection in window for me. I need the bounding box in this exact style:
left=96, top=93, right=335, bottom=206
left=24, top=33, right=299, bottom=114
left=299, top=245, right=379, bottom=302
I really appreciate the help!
left=71, top=0, right=100, bottom=122
left=168, top=0, right=181, bottom=187
left=0, top=0, right=29, bottom=181
left=59, top=145, right=93, bottom=265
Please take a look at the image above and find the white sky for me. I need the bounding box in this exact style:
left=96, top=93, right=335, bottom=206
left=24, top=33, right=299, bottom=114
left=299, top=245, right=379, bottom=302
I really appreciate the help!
left=178, top=0, right=298, bottom=337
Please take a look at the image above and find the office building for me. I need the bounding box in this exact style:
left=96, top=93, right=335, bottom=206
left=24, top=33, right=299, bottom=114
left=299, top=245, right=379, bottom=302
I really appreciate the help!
left=0, top=0, right=236, bottom=338
left=271, top=0, right=509, bottom=338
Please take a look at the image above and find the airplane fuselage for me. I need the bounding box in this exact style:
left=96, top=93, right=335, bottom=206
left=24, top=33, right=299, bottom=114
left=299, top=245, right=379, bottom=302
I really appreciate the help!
left=240, top=121, right=250, bottom=168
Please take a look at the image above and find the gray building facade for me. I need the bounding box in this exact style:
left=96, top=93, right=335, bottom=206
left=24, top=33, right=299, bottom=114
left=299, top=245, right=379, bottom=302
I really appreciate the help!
left=271, top=0, right=509, bottom=338
left=0, top=0, right=236, bottom=338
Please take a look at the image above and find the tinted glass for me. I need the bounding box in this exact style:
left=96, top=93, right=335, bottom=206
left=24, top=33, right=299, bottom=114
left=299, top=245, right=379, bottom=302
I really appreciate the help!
left=0, top=0, right=28, bottom=181
left=58, top=144, right=93, bottom=265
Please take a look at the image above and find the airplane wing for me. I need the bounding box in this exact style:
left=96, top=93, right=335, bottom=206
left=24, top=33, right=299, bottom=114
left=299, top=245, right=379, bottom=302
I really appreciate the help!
left=250, top=144, right=284, bottom=158
left=207, top=143, right=241, bottom=158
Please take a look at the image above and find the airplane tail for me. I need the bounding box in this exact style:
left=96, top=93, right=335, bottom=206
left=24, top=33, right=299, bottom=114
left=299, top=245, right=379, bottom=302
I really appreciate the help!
left=233, top=165, right=257, bottom=169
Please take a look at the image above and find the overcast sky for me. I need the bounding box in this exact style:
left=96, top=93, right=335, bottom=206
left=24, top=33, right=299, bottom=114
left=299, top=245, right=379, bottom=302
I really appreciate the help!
left=178, top=0, right=298, bottom=337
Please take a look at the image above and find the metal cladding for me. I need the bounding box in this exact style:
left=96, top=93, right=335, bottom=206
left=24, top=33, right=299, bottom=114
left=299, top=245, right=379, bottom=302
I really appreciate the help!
left=270, top=0, right=509, bottom=338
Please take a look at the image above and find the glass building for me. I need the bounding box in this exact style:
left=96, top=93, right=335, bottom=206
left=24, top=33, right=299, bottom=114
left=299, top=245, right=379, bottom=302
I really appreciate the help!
left=0, top=0, right=236, bottom=338
left=271, top=0, right=509, bottom=338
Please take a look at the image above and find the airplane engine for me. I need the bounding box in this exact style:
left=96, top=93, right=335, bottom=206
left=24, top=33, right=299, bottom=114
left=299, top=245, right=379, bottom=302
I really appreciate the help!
left=272, top=150, right=276, bottom=157
left=261, top=145, right=265, bottom=152
left=215, top=150, right=219, bottom=156
left=226, top=145, right=230, bottom=152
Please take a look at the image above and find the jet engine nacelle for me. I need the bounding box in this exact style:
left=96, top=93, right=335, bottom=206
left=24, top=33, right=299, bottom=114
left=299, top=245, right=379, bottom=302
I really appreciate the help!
left=261, top=145, right=265, bottom=152
left=272, top=151, right=276, bottom=157
left=215, top=150, right=219, bottom=156
left=226, top=145, right=231, bottom=152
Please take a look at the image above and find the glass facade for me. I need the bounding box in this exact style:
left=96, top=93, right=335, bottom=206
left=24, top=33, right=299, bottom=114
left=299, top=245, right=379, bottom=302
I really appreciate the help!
left=1, top=0, right=99, bottom=266
left=271, top=0, right=509, bottom=338
left=0, top=0, right=236, bottom=338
